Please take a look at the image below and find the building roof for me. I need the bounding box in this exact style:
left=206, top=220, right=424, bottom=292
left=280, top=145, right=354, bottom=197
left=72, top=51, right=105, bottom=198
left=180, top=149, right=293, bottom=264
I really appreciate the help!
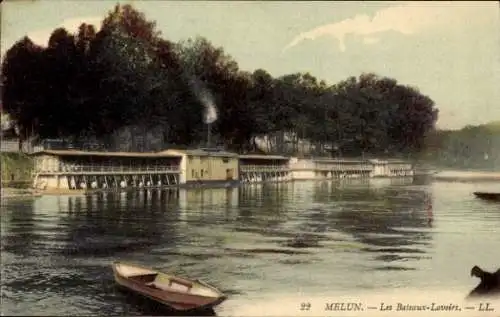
left=368, top=158, right=412, bottom=164
left=239, top=154, right=290, bottom=160
left=30, top=148, right=298, bottom=160
left=159, top=148, right=239, bottom=157
left=30, top=149, right=183, bottom=158
left=314, top=158, right=368, bottom=163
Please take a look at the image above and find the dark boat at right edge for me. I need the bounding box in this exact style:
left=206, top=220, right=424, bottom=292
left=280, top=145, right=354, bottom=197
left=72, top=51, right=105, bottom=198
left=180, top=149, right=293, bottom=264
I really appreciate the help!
left=467, top=265, right=500, bottom=299
left=473, top=192, right=500, bottom=202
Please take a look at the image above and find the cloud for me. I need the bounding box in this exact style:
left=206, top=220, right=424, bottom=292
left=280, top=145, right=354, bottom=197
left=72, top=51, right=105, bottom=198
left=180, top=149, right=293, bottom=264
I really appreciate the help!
left=27, top=16, right=102, bottom=47
left=363, top=37, right=380, bottom=45
left=282, top=1, right=492, bottom=53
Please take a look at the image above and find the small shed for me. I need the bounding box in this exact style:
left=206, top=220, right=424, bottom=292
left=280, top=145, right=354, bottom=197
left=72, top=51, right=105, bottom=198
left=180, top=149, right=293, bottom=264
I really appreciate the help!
left=161, top=148, right=240, bottom=184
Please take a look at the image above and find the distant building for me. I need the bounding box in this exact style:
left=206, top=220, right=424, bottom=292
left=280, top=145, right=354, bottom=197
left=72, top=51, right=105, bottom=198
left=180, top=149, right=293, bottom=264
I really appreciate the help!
left=0, top=109, right=23, bottom=152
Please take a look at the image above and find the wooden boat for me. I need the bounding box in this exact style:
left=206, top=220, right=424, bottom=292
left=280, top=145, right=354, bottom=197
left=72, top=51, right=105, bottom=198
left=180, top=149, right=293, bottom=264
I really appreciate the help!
left=473, top=192, right=500, bottom=202
left=111, top=262, right=227, bottom=311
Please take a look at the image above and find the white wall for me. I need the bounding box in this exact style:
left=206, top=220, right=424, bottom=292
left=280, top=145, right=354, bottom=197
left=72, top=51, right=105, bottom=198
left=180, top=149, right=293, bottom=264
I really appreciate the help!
left=178, top=154, right=187, bottom=184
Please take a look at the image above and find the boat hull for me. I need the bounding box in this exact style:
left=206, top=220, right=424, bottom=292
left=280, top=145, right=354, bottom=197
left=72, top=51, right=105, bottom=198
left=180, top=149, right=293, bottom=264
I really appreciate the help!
left=473, top=192, right=500, bottom=202
left=112, top=263, right=226, bottom=311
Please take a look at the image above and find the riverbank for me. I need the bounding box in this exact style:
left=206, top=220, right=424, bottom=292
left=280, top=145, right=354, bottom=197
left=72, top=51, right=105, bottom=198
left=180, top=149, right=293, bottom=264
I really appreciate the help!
left=1, top=187, right=42, bottom=199
left=433, top=170, right=500, bottom=182
left=1, top=152, right=34, bottom=188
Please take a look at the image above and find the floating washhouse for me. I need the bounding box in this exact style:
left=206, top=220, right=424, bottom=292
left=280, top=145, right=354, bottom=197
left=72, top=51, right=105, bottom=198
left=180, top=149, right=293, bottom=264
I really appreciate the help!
left=29, top=148, right=416, bottom=193
left=238, top=154, right=291, bottom=183
left=314, top=158, right=374, bottom=179
left=30, top=150, right=183, bottom=192
left=289, top=157, right=373, bottom=180
left=289, top=157, right=413, bottom=180
left=369, top=159, right=414, bottom=177
left=30, top=148, right=241, bottom=192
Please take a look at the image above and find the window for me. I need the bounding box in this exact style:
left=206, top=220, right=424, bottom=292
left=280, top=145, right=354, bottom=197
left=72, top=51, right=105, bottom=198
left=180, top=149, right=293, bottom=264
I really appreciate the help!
left=226, top=168, right=234, bottom=180
left=192, top=169, right=195, bottom=178
left=201, top=169, right=204, bottom=178
left=222, top=157, right=229, bottom=163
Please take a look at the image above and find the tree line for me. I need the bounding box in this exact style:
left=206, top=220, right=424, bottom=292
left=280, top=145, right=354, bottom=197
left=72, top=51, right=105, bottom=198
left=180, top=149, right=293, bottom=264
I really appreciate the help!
left=1, top=4, right=439, bottom=156
left=424, top=122, right=500, bottom=170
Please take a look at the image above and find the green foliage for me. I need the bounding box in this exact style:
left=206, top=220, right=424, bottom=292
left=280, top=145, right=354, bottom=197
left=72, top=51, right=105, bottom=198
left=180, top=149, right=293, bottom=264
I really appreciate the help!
left=1, top=3, right=439, bottom=156
left=0, top=152, right=34, bottom=182
left=424, top=122, right=500, bottom=170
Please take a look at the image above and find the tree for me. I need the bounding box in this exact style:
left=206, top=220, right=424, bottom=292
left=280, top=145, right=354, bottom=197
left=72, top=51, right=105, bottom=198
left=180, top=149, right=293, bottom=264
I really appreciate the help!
left=1, top=4, right=440, bottom=156
left=101, top=3, right=161, bottom=44
left=1, top=37, right=46, bottom=139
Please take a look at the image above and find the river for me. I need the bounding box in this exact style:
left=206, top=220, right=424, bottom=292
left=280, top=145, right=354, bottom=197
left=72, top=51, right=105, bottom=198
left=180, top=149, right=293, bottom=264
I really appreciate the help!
left=1, top=178, right=499, bottom=316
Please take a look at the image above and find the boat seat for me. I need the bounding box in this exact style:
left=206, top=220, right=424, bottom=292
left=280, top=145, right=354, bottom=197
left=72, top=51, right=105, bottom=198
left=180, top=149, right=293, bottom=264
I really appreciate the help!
left=150, top=276, right=191, bottom=293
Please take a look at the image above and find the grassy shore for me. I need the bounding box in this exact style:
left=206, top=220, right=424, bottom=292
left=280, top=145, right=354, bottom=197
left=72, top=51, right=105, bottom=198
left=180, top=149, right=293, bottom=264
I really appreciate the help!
left=1, top=152, right=34, bottom=189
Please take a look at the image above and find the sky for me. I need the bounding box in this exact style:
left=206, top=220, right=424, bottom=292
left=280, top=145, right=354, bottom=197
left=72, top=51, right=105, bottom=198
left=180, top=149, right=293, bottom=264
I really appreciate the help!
left=1, top=0, right=499, bottom=130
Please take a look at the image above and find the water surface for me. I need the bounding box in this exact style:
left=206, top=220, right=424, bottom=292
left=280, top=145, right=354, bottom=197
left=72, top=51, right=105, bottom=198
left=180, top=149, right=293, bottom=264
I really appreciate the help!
left=1, top=178, right=499, bottom=316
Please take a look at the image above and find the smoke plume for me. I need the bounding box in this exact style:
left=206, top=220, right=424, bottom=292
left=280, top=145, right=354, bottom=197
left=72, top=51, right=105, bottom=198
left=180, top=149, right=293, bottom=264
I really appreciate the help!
left=200, top=89, right=218, bottom=124
left=187, top=77, right=218, bottom=124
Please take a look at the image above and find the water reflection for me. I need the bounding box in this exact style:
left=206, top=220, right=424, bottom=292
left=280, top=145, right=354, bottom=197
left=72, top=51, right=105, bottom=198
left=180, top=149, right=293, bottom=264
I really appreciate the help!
left=6, top=191, right=178, bottom=260
left=1, top=199, right=38, bottom=256
left=231, top=180, right=434, bottom=271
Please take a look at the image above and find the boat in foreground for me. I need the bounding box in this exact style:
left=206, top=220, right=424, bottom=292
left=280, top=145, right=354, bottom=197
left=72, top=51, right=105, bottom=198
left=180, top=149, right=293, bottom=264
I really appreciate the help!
left=473, top=192, right=500, bottom=202
left=112, top=262, right=227, bottom=311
